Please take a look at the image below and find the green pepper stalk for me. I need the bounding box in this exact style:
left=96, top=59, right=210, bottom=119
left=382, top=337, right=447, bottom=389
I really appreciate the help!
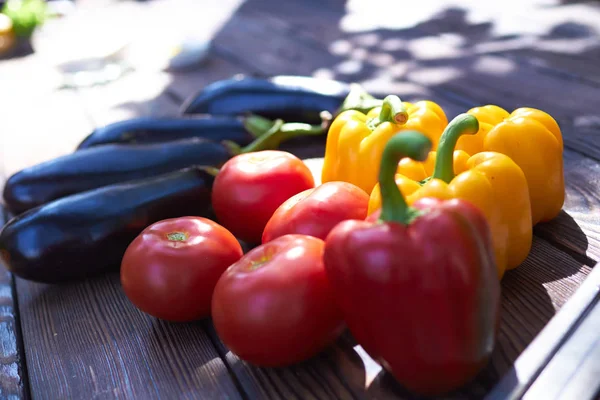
left=431, top=114, right=480, bottom=183
left=378, top=131, right=432, bottom=224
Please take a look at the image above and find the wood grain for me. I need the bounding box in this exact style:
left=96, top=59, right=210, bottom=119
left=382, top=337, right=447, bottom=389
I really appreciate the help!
left=0, top=209, right=28, bottom=400
left=534, top=150, right=600, bottom=264
left=489, top=262, right=600, bottom=400
left=15, top=273, right=243, bottom=400
left=523, top=289, right=600, bottom=400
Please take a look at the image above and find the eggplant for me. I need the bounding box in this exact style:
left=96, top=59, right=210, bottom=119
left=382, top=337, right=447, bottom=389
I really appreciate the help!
left=76, top=115, right=258, bottom=150
left=180, top=75, right=354, bottom=124
left=0, top=167, right=215, bottom=283
left=3, top=138, right=233, bottom=214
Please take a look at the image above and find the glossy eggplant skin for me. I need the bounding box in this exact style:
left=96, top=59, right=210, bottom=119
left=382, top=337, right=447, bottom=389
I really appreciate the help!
left=3, top=138, right=232, bottom=214
left=180, top=75, right=351, bottom=124
left=77, top=116, right=253, bottom=150
left=0, top=167, right=215, bottom=283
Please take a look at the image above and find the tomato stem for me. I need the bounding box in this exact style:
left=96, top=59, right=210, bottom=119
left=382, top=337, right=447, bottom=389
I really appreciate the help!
left=167, top=232, right=188, bottom=241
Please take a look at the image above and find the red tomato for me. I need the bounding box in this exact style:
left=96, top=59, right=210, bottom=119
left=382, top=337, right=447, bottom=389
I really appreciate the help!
left=120, top=216, right=243, bottom=322
left=262, top=181, right=369, bottom=243
left=211, top=150, right=315, bottom=244
left=211, top=234, right=344, bottom=367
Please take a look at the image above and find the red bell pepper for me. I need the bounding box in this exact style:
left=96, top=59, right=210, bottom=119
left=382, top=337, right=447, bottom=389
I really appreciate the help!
left=323, top=131, right=501, bottom=396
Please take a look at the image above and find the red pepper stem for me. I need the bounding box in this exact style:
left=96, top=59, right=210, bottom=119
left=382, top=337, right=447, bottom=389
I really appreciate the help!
left=432, top=114, right=480, bottom=183
left=378, top=131, right=432, bottom=225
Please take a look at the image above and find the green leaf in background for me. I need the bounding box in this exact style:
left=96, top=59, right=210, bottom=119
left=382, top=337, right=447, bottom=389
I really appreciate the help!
left=1, top=0, right=47, bottom=38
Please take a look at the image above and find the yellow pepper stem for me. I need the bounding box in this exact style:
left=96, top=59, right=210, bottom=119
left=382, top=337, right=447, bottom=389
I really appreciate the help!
left=370, top=95, right=409, bottom=129
left=432, top=114, right=479, bottom=183
left=379, top=131, right=432, bottom=224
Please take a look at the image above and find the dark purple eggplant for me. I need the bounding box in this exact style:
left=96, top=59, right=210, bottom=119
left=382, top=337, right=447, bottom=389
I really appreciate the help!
left=180, top=75, right=382, bottom=124
left=76, top=115, right=264, bottom=150
left=3, top=118, right=326, bottom=214
left=3, top=138, right=231, bottom=214
left=0, top=167, right=215, bottom=283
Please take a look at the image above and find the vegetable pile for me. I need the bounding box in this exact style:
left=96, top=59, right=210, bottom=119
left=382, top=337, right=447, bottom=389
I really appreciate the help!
left=0, top=75, right=565, bottom=396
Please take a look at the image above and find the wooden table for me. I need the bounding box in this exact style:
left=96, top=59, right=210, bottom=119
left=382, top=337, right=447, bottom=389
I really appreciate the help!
left=1, top=0, right=599, bottom=398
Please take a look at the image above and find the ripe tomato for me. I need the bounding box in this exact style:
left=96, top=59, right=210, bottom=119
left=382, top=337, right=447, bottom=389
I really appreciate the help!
left=120, top=216, right=243, bottom=322
left=211, top=234, right=344, bottom=367
left=262, top=181, right=369, bottom=243
left=211, top=150, right=315, bottom=244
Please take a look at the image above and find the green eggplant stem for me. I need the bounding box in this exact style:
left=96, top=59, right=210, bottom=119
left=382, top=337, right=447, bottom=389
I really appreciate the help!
left=431, top=113, right=479, bottom=183
left=338, top=83, right=384, bottom=114
left=243, top=115, right=277, bottom=138
left=224, top=116, right=326, bottom=155
left=378, top=131, right=432, bottom=225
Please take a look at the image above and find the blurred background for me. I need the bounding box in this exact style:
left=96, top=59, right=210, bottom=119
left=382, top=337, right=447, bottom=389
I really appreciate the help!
left=1, top=0, right=600, bottom=188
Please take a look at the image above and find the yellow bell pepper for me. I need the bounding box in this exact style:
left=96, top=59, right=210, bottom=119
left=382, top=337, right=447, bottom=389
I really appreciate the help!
left=455, top=105, right=564, bottom=225
left=368, top=150, right=470, bottom=214
left=321, top=95, right=448, bottom=194
left=369, top=114, right=533, bottom=279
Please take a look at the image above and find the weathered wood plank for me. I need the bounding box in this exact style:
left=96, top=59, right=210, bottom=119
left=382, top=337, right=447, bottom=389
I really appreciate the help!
left=530, top=301, right=600, bottom=400
left=0, top=209, right=28, bottom=400
left=203, top=321, right=357, bottom=400
left=533, top=150, right=600, bottom=264
left=493, top=263, right=600, bottom=400
left=15, top=273, right=244, bottom=400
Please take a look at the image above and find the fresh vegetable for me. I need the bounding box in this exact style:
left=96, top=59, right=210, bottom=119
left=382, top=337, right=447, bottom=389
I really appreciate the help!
left=0, top=13, right=16, bottom=55
left=120, top=217, right=243, bottom=322
left=323, top=131, right=501, bottom=396
left=368, top=114, right=532, bottom=278
left=211, top=150, right=315, bottom=244
left=211, top=234, right=344, bottom=367
left=0, top=167, right=215, bottom=283
left=321, top=95, right=448, bottom=194
left=3, top=138, right=228, bottom=214
left=180, top=75, right=383, bottom=124
left=1, top=0, right=46, bottom=38
left=395, top=149, right=470, bottom=183
left=455, top=105, right=564, bottom=225
left=4, top=119, right=324, bottom=214
left=262, top=181, right=369, bottom=243
left=76, top=115, right=272, bottom=149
